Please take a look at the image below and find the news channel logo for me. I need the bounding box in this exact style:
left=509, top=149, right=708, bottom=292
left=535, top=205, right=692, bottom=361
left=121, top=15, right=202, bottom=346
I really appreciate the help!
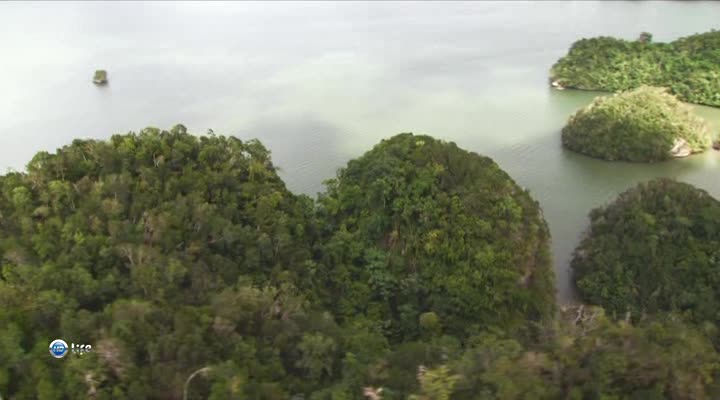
left=49, top=339, right=68, bottom=358
left=49, top=339, right=92, bottom=359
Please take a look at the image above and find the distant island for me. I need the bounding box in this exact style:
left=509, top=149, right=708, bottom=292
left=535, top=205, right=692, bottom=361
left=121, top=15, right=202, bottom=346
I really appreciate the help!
left=561, top=86, right=712, bottom=162
left=93, top=69, right=108, bottom=85
left=550, top=30, right=720, bottom=107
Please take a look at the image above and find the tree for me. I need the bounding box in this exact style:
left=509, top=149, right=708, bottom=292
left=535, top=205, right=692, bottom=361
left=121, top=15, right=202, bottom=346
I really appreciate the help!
left=638, top=32, right=653, bottom=43
left=296, top=333, right=338, bottom=381
left=409, top=365, right=459, bottom=400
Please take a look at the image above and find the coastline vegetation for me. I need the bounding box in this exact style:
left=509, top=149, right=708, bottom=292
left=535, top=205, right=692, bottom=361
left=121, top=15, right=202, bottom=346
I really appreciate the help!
left=550, top=30, right=720, bottom=107
left=572, top=178, right=720, bottom=325
left=314, top=133, right=556, bottom=341
left=561, top=86, right=712, bottom=162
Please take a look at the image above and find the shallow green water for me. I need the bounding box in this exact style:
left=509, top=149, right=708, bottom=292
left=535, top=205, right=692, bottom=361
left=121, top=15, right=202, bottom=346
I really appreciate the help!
left=1, top=1, right=719, bottom=303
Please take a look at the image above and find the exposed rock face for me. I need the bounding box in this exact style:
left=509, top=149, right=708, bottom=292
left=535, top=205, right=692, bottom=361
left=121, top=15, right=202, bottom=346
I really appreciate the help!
left=670, top=138, right=692, bottom=158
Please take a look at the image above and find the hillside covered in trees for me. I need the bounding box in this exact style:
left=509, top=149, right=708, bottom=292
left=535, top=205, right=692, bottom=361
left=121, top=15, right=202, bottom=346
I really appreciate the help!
left=571, top=178, right=720, bottom=325
left=2, top=127, right=720, bottom=399
left=314, top=133, right=556, bottom=341
left=0, top=126, right=322, bottom=398
left=550, top=30, right=720, bottom=107
left=561, top=86, right=712, bottom=162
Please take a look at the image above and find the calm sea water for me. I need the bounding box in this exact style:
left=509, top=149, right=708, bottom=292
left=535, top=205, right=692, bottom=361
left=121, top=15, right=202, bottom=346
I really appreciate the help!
left=1, top=1, right=719, bottom=303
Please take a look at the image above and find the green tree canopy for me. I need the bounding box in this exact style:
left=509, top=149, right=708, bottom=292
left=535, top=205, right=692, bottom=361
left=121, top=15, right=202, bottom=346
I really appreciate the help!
left=561, top=86, right=712, bottom=162
left=412, top=310, right=720, bottom=400
left=314, top=133, right=555, bottom=341
left=571, top=178, right=720, bottom=323
left=550, top=30, right=720, bottom=107
left=0, top=125, right=323, bottom=398
left=4, top=127, right=719, bottom=399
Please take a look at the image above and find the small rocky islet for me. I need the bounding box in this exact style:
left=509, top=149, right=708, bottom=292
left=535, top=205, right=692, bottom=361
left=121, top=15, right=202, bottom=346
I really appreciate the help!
left=560, top=86, right=713, bottom=162
left=93, top=69, right=108, bottom=85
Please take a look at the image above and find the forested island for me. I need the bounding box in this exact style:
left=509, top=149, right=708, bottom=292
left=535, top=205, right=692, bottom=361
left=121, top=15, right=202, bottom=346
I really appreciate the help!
left=550, top=30, right=720, bottom=107
left=561, top=86, right=712, bottom=162
left=572, top=178, right=720, bottom=325
left=2, top=127, right=720, bottom=399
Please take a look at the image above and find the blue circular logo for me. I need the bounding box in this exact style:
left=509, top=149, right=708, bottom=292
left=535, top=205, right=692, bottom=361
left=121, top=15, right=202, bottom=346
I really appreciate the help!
left=49, top=339, right=68, bottom=358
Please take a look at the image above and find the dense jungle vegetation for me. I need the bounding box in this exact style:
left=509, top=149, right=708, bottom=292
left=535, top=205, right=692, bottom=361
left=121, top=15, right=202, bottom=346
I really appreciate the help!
left=561, top=86, right=712, bottom=162
left=550, top=30, right=720, bottom=107
left=572, top=178, right=720, bottom=326
left=2, top=127, right=720, bottom=399
left=314, top=133, right=555, bottom=341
